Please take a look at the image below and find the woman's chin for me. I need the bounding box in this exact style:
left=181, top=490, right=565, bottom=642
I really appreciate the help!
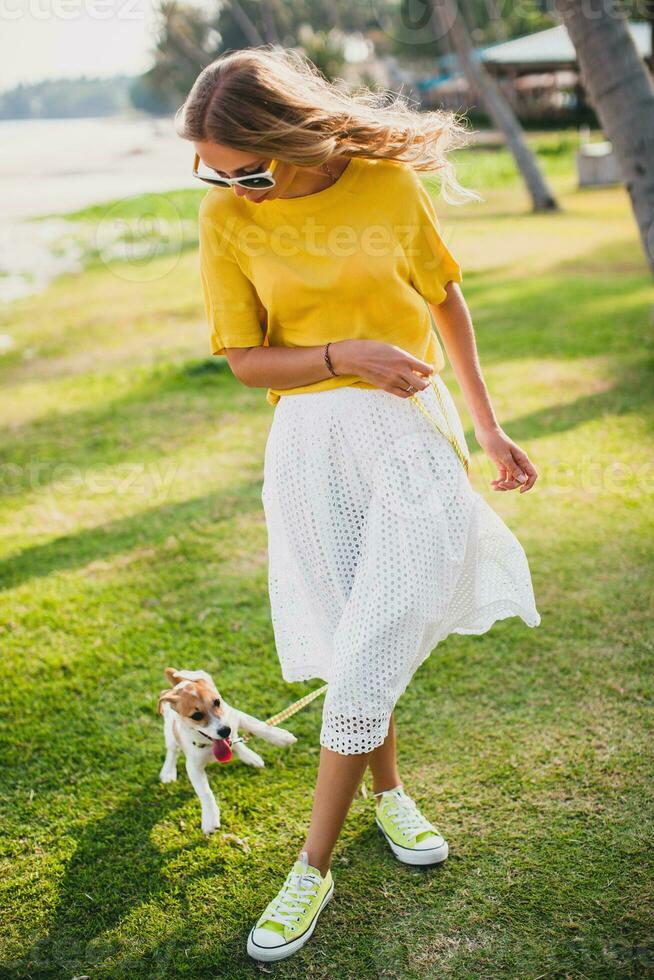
left=244, top=193, right=268, bottom=204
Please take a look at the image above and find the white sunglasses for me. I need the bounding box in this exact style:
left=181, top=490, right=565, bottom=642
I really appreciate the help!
left=192, top=153, right=277, bottom=189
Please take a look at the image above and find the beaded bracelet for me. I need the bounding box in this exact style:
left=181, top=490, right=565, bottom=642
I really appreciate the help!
left=323, top=342, right=338, bottom=377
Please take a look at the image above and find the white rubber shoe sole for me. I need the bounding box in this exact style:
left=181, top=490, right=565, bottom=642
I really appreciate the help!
left=246, top=879, right=335, bottom=962
left=375, top=816, right=449, bottom=866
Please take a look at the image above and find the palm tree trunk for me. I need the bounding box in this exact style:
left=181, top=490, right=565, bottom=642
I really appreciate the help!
left=428, top=0, right=559, bottom=212
left=555, top=0, right=654, bottom=275
left=260, top=0, right=280, bottom=44
left=229, top=0, right=265, bottom=47
left=644, top=0, right=654, bottom=75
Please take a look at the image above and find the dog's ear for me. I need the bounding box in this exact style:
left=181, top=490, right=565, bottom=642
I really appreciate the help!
left=157, top=689, right=180, bottom=715
left=166, top=667, right=216, bottom=689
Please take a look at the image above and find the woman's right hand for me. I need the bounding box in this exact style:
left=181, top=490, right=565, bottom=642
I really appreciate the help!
left=329, top=339, right=434, bottom=398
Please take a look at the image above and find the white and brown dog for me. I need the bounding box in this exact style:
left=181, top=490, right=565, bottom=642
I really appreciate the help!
left=157, top=667, right=297, bottom=835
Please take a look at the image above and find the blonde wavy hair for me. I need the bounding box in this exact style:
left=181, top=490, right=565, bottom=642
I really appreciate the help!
left=176, top=45, right=478, bottom=204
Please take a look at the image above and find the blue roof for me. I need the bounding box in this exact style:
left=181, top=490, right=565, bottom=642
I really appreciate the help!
left=481, top=21, right=650, bottom=64
left=416, top=21, right=651, bottom=90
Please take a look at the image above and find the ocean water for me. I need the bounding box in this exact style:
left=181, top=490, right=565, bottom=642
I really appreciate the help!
left=0, top=115, right=195, bottom=303
left=1, top=115, right=193, bottom=219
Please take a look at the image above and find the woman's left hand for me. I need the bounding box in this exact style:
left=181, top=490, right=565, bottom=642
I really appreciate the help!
left=475, top=425, right=538, bottom=493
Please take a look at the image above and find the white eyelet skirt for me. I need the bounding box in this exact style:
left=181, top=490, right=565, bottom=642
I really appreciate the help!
left=261, top=376, right=540, bottom=756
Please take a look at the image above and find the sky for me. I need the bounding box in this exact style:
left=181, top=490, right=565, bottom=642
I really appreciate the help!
left=0, top=0, right=165, bottom=91
left=0, top=5, right=373, bottom=92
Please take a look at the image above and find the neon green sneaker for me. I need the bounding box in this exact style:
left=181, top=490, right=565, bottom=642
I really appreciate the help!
left=246, top=849, right=334, bottom=962
left=374, top=785, right=449, bottom=866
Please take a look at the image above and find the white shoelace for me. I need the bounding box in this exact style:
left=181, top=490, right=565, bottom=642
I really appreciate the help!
left=380, top=793, right=438, bottom=838
left=263, top=851, right=321, bottom=929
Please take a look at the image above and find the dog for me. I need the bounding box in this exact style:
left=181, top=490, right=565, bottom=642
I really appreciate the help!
left=157, top=667, right=297, bottom=835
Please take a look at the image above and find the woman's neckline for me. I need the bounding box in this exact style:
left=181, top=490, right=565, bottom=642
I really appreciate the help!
left=247, top=156, right=361, bottom=212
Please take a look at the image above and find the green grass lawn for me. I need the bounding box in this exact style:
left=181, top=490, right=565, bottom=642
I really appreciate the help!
left=1, top=146, right=653, bottom=978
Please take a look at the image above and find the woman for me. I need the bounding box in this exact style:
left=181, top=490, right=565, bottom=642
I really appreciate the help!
left=177, top=45, right=540, bottom=963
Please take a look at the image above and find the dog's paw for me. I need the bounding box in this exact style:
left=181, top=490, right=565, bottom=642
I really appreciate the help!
left=159, top=767, right=178, bottom=783
left=266, top=726, right=297, bottom=747
left=202, top=813, right=221, bottom=835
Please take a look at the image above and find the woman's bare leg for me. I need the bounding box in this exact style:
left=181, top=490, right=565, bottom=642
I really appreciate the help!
left=367, top=711, right=403, bottom=803
left=299, top=713, right=403, bottom=875
left=300, top=746, right=372, bottom=876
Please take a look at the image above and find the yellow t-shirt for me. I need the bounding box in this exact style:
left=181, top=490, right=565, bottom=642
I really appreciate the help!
left=198, top=155, right=462, bottom=407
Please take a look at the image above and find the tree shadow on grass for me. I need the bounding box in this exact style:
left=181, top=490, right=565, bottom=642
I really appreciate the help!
left=2, top=357, right=269, bottom=498
left=454, top=240, right=650, bottom=366
left=7, top=791, right=387, bottom=980
left=5, top=733, right=365, bottom=979
left=4, top=780, right=250, bottom=979
left=456, top=352, right=654, bottom=482
left=5, top=358, right=652, bottom=595
left=484, top=360, right=654, bottom=438
left=0, top=479, right=264, bottom=593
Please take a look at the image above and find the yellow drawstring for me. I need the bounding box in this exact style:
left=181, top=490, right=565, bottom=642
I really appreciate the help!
left=230, top=683, right=328, bottom=747
left=264, top=683, right=328, bottom=728
left=410, top=376, right=470, bottom=474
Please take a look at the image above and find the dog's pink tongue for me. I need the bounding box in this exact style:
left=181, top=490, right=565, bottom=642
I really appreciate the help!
left=212, top=738, right=232, bottom=763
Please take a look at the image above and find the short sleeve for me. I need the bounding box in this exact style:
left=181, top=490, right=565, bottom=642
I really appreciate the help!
left=405, top=172, right=462, bottom=306
left=198, top=194, right=266, bottom=356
